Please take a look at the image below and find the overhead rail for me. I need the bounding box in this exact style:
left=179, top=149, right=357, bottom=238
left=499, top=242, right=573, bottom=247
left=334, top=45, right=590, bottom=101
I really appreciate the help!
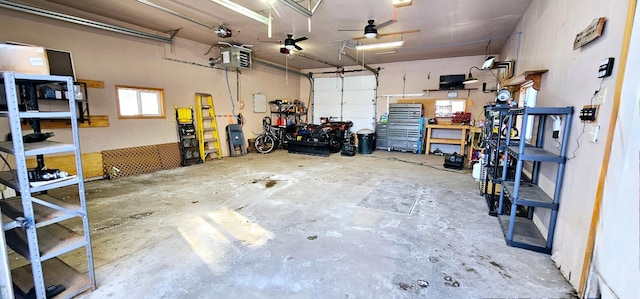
left=0, top=0, right=173, bottom=43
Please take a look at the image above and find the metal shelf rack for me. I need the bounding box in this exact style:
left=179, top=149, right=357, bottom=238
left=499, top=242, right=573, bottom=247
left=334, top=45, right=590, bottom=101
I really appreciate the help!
left=497, top=106, right=574, bottom=253
left=0, top=72, right=95, bottom=298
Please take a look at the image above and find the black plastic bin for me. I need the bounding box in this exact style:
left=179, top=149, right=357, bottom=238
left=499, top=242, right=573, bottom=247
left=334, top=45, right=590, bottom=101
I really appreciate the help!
left=357, top=129, right=375, bottom=154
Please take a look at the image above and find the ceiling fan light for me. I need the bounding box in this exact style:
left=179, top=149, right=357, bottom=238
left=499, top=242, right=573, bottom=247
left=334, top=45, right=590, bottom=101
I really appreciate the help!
left=364, top=22, right=377, bottom=39
left=285, top=44, right=295, bottom=50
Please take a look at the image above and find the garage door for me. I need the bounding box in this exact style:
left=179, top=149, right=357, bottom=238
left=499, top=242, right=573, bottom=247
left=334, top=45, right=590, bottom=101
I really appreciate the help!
left=313, top=75, right=377, bottom=131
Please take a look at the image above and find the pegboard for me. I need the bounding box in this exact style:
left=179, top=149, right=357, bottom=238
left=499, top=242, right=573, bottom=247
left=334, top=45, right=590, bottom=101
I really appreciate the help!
left=102, top=142, right=180, bottom=179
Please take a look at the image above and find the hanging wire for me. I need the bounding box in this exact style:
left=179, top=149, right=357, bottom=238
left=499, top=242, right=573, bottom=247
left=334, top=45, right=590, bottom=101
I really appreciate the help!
left=224, top=67, right=236, bottom=116
left=568, top=78, right=605, bottom=160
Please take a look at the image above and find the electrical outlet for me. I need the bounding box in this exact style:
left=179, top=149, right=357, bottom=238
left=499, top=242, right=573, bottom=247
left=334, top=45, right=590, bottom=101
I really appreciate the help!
left=598, top=87, right=607, bottom=104
left=588, top=124, right=600, bottom=143
left=580, top=105, right=598, bottom=122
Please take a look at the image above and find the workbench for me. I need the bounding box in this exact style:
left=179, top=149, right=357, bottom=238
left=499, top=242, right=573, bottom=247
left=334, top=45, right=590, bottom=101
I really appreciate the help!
left=425, top=124, right=471, bottom=155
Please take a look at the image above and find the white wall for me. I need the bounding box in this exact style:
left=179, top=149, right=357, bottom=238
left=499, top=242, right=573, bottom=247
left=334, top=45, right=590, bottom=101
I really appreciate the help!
left=500, top=0, right=630, bottom=290
left=589, top=2, right=640, bottom=298
left=0, top=8, right=303, bottom=157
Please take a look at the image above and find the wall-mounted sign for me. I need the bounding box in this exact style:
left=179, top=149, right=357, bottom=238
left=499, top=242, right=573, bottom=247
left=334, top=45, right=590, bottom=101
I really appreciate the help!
left=574, top=18, right=607, bottom=50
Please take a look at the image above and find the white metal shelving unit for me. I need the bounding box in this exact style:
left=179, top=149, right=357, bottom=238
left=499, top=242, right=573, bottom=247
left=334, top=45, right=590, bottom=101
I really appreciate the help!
left=0, top=72, right=95, bottom=298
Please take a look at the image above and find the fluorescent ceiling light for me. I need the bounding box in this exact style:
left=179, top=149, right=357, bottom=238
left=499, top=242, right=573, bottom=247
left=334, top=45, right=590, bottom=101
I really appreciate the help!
left=356, top=40, right=404, bottom=50
left=392, top=0, right=412, bottom=8
left=208, top=0, right=270, bottom=25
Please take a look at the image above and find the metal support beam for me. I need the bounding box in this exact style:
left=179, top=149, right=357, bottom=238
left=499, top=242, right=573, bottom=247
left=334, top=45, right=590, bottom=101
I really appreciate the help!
left=295, top=53, right=342, bottom=68
left=253, top=58, right=310, bottom=78
left=136, top=0, right=215, bottom=30
left=0, top=0, right=173, bottom=43
left=340, top=51, right=379, bottom=75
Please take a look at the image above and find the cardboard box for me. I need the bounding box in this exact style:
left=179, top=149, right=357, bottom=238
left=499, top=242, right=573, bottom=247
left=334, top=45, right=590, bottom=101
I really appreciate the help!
left=0, top=43, right=49, bottom=75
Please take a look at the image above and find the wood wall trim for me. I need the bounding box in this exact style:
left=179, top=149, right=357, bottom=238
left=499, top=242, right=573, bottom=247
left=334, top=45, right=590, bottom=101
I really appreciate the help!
left=21, top=115, right=109, bottom=129
left=76, top=79, right=104, bottom=89
left=502, top=70, right=548, bottom=90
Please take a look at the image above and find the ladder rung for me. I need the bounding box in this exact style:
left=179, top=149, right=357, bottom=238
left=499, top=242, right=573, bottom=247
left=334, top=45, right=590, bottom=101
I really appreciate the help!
left=202, top=105, right=211, bottom=109
left=203, top=128, right=215, bottom=131
left=203, top=138, right=217, bottom=142
left=203, top=117, right=213, bottom=120
left=204, top=149, right=219, bottom=154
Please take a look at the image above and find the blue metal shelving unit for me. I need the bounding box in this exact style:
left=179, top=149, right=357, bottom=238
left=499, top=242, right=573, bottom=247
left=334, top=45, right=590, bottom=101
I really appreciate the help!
left=497, top=106, right=574, bottom=254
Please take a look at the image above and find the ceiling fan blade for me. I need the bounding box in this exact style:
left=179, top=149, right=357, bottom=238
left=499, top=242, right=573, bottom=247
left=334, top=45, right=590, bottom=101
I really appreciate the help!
left=376, top=19, right=398, bottom=29
left=294, top=36, right=308, bottom=43
left=352, top=29, right=420, bottom=40
left=294, top=44, right=303, bottom=51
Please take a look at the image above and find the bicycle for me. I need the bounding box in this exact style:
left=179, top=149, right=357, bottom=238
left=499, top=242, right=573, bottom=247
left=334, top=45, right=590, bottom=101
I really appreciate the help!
left=254, top=116, right=295, bottom=154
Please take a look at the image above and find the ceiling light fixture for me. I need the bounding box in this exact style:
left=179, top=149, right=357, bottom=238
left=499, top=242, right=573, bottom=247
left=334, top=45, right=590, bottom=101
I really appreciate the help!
left=392, top=0, right=412, bottom=8
left=208, top=0, right=270, bottom=25
left=364, top=20, right=377, bottom=39
left=463, top=66, right=481, bottom=84
left=356, top=40, right=404, bottom=50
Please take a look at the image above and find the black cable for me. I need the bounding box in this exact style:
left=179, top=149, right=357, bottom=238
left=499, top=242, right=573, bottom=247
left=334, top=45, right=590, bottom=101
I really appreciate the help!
left=591, top=77, right=606, bottom=106
left=569, top=77, right=605, bottom=160
left=363, top=155, right=467, bottom=173
left=567, top=123, right=586, bottom=160
left=0, top=153, right=12, bottom=172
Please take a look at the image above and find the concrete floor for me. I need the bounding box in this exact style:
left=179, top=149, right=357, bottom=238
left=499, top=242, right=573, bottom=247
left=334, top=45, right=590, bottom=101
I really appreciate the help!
left=59, top=150, right=573, bottom=298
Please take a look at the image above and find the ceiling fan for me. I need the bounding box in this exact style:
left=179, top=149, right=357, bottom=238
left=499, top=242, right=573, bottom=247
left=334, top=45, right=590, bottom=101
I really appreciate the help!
left=344, top=19, right=420, bottom=41
left=283, top=34, right=307, bottom=51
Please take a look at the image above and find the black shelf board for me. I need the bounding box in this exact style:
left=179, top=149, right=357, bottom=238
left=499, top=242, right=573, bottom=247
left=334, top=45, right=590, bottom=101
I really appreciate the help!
left=487, top=166, right=516, bottom=182
left=509, top=106, right=574, bottom=115
left=507, top=146, right=564, bottom=162
left=497, top=214, right=550, bottom=254
left=503, top=181, right=557, bottom=209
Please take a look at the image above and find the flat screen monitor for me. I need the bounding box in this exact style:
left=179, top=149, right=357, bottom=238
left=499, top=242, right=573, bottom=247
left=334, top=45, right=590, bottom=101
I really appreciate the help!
left=46, top=48, right=75, bottom=80
left=439, top=74, right=465, bottom=90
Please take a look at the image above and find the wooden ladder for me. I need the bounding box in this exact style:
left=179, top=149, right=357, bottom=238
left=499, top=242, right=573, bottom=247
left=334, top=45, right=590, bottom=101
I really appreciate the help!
left=195, top=93, right=222, bottom=161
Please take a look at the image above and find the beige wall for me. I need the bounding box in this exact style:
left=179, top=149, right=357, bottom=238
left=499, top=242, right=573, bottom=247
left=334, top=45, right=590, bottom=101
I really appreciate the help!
left=301, top=55, right=499, bottom=121
left=500, top=0, right=629, bottom=289
left=0, top=9, right=302, bottom=157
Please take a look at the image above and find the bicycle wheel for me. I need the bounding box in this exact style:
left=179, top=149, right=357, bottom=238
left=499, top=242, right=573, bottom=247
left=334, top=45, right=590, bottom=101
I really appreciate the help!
left=254, top=134, right=276, bottom=154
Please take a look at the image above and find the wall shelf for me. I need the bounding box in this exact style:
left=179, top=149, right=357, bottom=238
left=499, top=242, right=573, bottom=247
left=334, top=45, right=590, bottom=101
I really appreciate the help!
left=502, top=70, right=548, bottom=90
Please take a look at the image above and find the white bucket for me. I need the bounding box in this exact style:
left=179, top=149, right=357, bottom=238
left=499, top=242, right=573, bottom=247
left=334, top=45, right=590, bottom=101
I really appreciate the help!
left=472, top=161, right=482, bottom=181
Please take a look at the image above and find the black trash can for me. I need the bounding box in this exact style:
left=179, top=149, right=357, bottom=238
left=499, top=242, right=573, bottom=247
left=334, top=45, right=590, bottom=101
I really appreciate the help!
left=357, top=129, right=375, bottom=154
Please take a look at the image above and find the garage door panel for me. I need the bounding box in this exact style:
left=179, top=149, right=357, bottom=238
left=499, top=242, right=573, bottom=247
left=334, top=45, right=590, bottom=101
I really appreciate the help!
left=343, top=90, right=375, bottom=105
left=343, top=76, right=376, bottom=90
left=313, top=75, right=376, bottom=131
left=314, top=77, right=342, bottom=90
left=313, top=90, right=342, bottom=105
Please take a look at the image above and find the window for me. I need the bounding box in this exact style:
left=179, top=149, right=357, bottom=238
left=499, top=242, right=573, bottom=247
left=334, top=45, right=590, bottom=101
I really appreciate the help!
left=516, top=82, right=538, bottom=142
left=116, top=85, right=165, bottom=119
left=435, top=99, right=466, bottom=117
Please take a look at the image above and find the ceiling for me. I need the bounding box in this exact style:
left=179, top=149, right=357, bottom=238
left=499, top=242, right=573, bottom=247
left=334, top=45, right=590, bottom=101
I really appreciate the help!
left=4, top=0, right=533, bottom=70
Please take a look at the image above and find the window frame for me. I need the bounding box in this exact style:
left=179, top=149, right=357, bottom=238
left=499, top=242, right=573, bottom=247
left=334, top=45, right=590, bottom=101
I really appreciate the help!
left=115, top=85, right=166, bottom=119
